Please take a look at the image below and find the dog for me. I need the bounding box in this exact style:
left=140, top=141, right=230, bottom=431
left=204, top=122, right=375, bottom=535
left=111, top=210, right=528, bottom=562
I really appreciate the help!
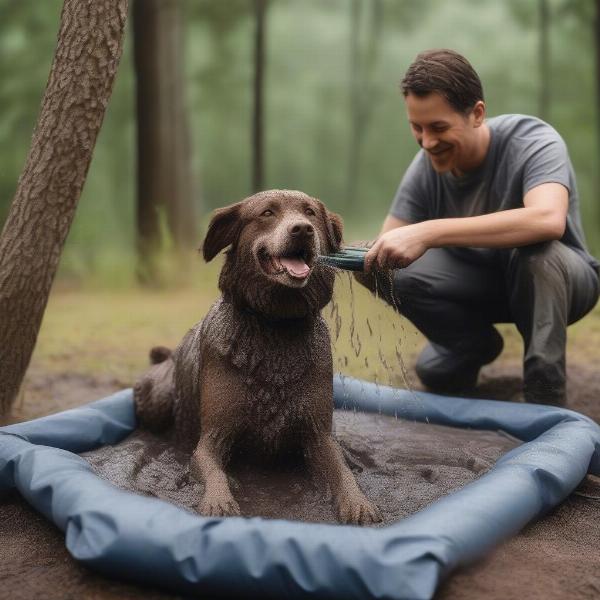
left=134, top=189, right=382, bottom=525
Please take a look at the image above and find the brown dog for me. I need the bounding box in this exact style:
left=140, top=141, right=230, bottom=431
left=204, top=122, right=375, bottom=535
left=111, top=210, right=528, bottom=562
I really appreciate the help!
left=134, top=189, right=382, bottom=525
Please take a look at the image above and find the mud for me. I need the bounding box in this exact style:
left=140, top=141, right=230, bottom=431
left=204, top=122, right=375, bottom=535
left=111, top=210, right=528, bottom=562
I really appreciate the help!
left=81, top=411, right=519, bottom=525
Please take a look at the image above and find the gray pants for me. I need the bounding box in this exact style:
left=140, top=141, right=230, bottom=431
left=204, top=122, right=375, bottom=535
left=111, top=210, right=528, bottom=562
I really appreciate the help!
left=358, top=242, right=599, bottom=404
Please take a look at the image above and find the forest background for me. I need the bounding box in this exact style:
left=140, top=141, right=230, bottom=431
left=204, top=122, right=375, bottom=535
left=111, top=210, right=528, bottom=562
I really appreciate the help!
left=2, top=0, right=598, bottom=286
left=1, top=0, right=599, bottom=412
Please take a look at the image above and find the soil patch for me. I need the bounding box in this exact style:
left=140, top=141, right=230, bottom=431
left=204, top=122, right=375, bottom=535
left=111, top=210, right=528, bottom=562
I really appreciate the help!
left=81, top=412, right=519, bottom=524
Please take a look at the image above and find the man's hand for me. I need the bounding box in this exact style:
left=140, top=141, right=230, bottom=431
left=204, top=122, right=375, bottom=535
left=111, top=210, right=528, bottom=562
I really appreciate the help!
left=364, top=222, right=431, bottom=272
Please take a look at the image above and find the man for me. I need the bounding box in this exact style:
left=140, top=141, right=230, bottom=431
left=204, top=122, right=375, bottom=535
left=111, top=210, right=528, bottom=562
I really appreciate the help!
left=359, top=49, right=599, bottom=405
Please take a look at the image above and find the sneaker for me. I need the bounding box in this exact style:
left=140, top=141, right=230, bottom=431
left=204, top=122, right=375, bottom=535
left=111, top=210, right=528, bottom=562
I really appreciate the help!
left=415, top=328, right=504, bottom=393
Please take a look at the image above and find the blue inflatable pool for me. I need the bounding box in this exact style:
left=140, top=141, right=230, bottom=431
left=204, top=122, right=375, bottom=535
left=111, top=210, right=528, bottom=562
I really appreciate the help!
left=1, top=375, right=598, bottom=600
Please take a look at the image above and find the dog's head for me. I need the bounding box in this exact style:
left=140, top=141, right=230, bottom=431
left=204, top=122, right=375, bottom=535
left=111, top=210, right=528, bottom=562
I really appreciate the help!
left=202, top=190, right=343, bottom=319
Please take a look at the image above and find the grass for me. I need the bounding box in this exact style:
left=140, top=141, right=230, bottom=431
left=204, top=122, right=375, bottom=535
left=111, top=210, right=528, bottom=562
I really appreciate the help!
left=29, top=259, right=599, bottom=395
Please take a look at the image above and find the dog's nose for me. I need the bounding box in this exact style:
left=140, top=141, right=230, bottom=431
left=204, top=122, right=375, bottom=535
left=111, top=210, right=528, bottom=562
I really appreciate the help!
left=289, top=222, right=314, bottom=238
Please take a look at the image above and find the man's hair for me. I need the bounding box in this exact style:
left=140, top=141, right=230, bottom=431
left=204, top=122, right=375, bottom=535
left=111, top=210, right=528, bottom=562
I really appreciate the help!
left=401, top=49, right=484, bottom=114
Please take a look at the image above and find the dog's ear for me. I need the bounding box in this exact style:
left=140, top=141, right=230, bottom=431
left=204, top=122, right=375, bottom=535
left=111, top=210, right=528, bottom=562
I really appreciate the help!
left=319, top=204, right=343, bottom=252
left=327, top=210, right=344, bottom=250
left=202, top=202, right=243, bottom=262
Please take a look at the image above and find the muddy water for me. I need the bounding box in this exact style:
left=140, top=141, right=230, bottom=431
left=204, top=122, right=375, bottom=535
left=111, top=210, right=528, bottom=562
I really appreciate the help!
left=82, top=411, right=519, bottom=524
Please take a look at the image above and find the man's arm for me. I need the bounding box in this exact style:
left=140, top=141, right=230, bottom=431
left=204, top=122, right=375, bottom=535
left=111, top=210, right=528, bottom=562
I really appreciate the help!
left=380, top=214, right=411, bottom=234
left=365, top=182, right=568, bottom=271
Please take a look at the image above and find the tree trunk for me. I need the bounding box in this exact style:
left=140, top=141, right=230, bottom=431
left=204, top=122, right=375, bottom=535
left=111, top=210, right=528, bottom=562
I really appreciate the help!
left=252, top=0, right=267, bottom=193
left=133, top=0, right=195, bottom=285
left=0, top=0, right=128, bottom=418
left=346, top=0, right=383, bottom=208
left=347, top=0, right=361, bottom=208
left=596, top=0, right=600, bottom=154
left=538, top=0, right=551, bottom=121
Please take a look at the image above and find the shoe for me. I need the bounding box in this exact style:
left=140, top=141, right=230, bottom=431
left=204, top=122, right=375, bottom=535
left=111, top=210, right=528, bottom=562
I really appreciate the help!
left=415, top=328, right=504, bottom=393
left=523, top=370, right=566, bottom=406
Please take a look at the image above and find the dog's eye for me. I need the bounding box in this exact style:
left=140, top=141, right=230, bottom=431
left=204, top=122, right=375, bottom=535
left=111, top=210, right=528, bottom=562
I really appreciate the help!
left=305, top=208, right=316, bottom=216
left=261, top=209, right=274, bottom=217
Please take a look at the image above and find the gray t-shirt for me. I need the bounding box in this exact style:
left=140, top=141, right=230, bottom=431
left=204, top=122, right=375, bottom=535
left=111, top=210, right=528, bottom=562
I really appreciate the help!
left=390, top=114, right=598, bottom=269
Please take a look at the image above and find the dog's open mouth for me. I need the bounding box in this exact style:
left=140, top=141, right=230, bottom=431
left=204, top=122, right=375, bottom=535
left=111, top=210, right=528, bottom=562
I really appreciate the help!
left=258, top=248, right=314, bottom=280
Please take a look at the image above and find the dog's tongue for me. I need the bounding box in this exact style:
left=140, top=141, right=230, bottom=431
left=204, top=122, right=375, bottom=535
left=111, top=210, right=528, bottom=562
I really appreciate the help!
left=280, top=256, right=310, bottom=278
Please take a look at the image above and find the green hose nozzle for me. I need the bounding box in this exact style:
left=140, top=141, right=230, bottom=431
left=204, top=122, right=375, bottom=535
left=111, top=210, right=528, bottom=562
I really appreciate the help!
left=317, top=247, right=369, bottom=272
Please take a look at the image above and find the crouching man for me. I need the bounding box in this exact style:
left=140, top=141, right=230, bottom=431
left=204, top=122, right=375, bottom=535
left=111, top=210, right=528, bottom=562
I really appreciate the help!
left=358, top=48, right=599, bottom=405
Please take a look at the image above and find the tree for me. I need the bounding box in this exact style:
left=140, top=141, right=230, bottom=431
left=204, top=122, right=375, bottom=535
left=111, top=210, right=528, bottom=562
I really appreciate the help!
left=346, top=0, right=383, bottom=208
left=555, top=0, right=600, bottom=236
left=538, top=0, right=551, bottom=121
left=252, top=0, right=268, bottom=192
left=133, top=0, right=196, bottom=285
left=507, top=0, right=552, bottom=120
left=596, top=0, right=600, bottom=151
left=0, top=0, right=128, bottom=417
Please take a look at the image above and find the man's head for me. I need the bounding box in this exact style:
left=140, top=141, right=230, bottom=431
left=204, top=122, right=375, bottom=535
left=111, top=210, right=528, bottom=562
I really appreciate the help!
left=401, top=49, right=488, bottom=175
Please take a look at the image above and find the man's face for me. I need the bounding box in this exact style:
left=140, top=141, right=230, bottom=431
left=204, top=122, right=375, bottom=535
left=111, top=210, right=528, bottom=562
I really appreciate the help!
left=405, top=92, right=484, bottom=175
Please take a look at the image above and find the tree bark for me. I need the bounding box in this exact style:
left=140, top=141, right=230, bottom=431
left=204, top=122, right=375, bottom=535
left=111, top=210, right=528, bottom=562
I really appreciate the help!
left=252, top=0, right=267, bottom=193
left=346, top=0, right=383, bottom=208
left=0, top=0, right=128, bottom=417
left=133, top=0, right=196, bottom=285
left=596, top=0, right=600, bottom=154
left=538, top=0, right=551, bottom=121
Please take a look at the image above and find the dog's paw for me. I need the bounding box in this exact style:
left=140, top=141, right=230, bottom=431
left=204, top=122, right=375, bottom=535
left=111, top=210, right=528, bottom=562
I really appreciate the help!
left=197, top=494, right=241, bottom=518
left=336, top=495, right=383, bottom=526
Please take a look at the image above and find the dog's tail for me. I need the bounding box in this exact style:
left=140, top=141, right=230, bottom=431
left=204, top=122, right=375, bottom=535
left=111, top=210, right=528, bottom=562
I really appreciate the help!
left=133, top=346, right=175, bottom=432
left=149, top=345, right=172, bottom=365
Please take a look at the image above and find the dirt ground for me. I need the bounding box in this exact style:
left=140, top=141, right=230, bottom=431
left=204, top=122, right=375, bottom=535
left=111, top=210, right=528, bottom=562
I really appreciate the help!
left=1, top=357, right=600, bottom=600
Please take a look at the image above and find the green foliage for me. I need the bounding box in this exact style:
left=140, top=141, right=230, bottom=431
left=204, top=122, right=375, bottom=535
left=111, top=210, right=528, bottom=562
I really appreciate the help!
left=0, top=0, right=599, bottom=286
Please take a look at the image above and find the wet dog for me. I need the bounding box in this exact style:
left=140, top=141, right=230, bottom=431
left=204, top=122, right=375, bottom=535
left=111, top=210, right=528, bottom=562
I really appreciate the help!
left=134, top=190, right=382, bottom=525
